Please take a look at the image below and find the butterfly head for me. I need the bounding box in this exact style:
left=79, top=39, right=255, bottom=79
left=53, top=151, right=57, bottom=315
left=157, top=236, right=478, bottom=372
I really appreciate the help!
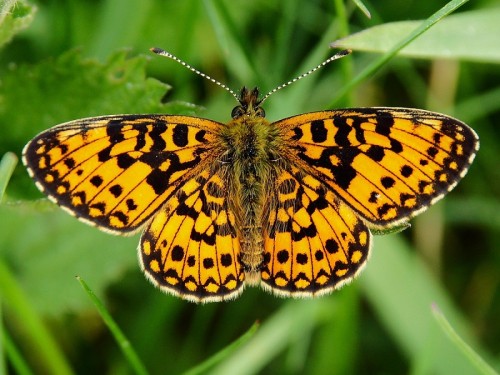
left=231, top=87, right=266, bottom=119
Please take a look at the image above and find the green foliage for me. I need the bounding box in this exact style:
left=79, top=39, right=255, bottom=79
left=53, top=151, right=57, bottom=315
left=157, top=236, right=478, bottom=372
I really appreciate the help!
left=0, top=49, right=192, bottom=158
left=432, top=305, right=498, bottom=375
left=0, top=201, right=138, bottom=315
left=0, top=0, right=36, bottom=48
left=0, top=0, right=499, bottom=374
left=78, top=277, right=148, bottom=375
left=335, top=7, right=500, bottom=63
left=0, top=153, right=17, bottom=202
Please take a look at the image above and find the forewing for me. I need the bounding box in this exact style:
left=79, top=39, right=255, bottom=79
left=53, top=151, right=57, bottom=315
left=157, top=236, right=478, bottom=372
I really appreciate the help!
left=140, top=168, right=244, bottom=302
left=261, top=166, right=371, bottom=296
left=276, top=108, right=479, bottom=228
left=23, top=115, right=220, bottom=234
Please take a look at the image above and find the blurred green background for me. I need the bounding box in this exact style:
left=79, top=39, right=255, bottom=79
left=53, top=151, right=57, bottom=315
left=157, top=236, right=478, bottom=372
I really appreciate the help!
left=1, top=0, right=499, bottom=374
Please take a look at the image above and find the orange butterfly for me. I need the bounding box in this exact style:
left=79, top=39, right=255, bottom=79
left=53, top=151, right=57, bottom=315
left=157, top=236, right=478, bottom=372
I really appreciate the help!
left=23, top=48, right=479, bottom=302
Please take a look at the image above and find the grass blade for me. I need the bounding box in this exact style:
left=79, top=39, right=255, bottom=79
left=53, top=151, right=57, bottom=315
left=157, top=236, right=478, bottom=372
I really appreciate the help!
left=0, top=261, right=73, bottom=375
left=432, top=305, right=499, bottom=375
left=351, top=0, right=371, bottom=19
left=77, top=276, right=149, bottom=375
left=182, top=322, right=259, bottom=375
left=2, top=329, right=34, bottom=375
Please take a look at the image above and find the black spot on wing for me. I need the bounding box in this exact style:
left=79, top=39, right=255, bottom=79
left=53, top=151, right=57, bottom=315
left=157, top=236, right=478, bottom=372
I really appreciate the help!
left=90, top=175, right=103, bottom=187
left=172, top=124, right=189, bottom=147
left=146, top=169, right=168, bottom=195
left=117, top=153, right=135, bottom=169
left=296, top=253, right=308, bottom=265
left=97, top=147, right=112, bottom=162
left=126, top=199, right=137, bottom=210
left=64, top=158, right=76, bottom=168
left=374, top=111, right=394, bottom=136
left=325, top=238, right=339, bottom=254
left=381, top=176, right=395, bottom=189
left=333, top=116, right=352, bottom=146
left=150, top=122, right=167, bottom=151
left=203, top=258, right=214, bottom=269
left=427, top=147, right=439, bottom=158
left=315, top=250, right=324, bottom=261
left=195, top=130, right=207, bottom=143
left=277, top=250, right=289, bottom=264
left=291, top=127, right=303, bottom=141
left=401, top=165, right=413, bottom=178
left=187, top=256, right=196, bottom=267
left=366, top=145, right=385, bottom=162
left=171, top=245, right=184, bottom=261
left=293, top=145, right=359, bottom=189
left=106, top=121, right=126, bottom=143
left=221, top=254, right=233, bottom=267
left=109, top=184, right=123, bottom=197
left=390, top=139, right=403, bottom=153
left=311, top=120, right=327, bottom=143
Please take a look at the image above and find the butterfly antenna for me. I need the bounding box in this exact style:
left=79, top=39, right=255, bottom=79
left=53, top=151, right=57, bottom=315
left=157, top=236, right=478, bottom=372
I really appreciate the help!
left=150, top=47, right=240, bottom=102
left=259, top=49, right=352, bottom=104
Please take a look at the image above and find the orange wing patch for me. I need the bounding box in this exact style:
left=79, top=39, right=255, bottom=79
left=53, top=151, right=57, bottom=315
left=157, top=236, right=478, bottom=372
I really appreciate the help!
left=23, top=115, right=220, bottom=234
left=140, top=168, right=244, bottom=302
left=261, top=167, right=370, bottom=296
left=277, top=108, right=479, bottom=229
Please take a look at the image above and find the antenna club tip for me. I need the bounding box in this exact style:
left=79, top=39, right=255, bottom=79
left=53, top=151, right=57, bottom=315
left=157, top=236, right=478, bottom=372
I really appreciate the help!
left=332, top=49, right=352, bottom=57
left=150, top=47, right=165, bottom=55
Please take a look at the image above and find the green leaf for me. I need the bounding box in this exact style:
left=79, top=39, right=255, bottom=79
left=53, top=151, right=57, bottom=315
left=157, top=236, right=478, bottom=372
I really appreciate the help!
left=0, top=152, right=17, bottom=203
left=0, top=0, right=36, bottom=48
left=0, top=201, right=139, bottom=316
left=334, top=7, right=500, bottom=63
left=0, top=49, right=194, bottom=154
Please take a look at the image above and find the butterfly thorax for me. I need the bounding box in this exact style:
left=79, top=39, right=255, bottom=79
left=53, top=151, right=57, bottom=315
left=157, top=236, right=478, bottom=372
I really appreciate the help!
left=220, top=87, right=282, bottom=284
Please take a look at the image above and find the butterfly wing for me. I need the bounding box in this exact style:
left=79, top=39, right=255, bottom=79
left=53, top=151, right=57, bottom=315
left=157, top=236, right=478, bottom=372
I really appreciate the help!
left=140, top=167, right=244, bottom=302
left=261, top=107, right=478, bottom=295
left=275, top=108, right=479, bottom=229
left=23, top=115, right=221, bottom=234
left=261, top=166, right=370, bottom=295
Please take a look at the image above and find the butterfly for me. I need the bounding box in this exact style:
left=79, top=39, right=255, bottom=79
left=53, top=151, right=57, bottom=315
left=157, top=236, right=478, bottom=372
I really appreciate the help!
left=23, top=48, right=479, bottom=302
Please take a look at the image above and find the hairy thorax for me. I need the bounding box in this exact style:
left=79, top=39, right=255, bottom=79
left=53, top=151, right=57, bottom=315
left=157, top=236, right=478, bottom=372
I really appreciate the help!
left=219, top=114, right=282, bottom=284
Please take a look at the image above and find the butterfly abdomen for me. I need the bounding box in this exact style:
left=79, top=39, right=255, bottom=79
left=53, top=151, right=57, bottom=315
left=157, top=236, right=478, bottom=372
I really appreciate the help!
left=221, top=115, right=282, bottom=283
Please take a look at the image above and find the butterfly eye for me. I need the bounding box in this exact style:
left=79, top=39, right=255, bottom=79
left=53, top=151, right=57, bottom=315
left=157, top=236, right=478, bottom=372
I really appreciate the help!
left=255, top=107, right=266, bottom=118
left=231, top=106, right=245, bottom=119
